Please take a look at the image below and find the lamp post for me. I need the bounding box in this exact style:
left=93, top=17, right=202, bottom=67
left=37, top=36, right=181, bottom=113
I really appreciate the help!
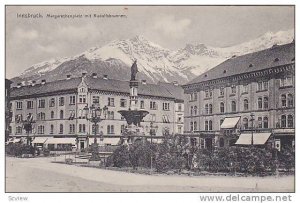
left=250, top=113, right=255, bottom=146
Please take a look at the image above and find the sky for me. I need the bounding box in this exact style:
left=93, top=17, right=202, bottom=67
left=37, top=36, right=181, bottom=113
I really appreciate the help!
left=6, top=6, right=294, bottom=79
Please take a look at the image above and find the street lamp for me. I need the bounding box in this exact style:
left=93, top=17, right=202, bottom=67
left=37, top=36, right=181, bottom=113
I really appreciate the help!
left=83, top=104, right=108, bottom=144
left=250, top=113, right=255, bottom=146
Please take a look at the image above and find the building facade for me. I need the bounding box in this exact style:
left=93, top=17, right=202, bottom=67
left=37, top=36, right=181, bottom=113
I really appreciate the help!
left=182, top=42, right=295, bottom=151
left=9, top=74, right=184, bottom=149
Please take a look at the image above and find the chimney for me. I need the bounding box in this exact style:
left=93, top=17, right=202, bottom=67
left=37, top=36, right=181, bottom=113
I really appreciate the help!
left=92, top=73, right=97, bottom=78
left=141, top=80, right=146, bottom=84
left=103, top=74, right=108, bottom=80
left=41, top=79, right=46, bottom=85
left=66, top=74, right=71, bottom=80
left=82, top=72, right=87, bottom=77
left=17, top=83, right=22, bottom=88
left=173, top=81, right=178, bottom=86
left=31, top=80, right=36, bottom=86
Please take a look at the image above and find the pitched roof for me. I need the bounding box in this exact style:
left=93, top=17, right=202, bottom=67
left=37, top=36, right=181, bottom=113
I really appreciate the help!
left=157, top=81, right=184, bottom=102
left=10, top=76, right=178, bottom=100
left=185, top=42, right=295, bottom=86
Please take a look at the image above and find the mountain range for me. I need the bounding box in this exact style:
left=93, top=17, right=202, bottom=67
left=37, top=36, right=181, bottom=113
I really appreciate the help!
left=11, top=29, right=294, bottom=86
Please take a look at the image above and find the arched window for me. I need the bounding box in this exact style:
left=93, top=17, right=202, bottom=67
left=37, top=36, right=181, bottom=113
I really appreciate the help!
left=209, top=120, right=213, bottom=131
left=288, top=115, right=293, bottom=128
left=288, top=94, right=293, bottom=107
left=258, top=117, right=262, bottom=128
left=231, top=101, right=236, bottom=112
left=60, top=110, right=64, bottom=119
left=51, top=111, right=54, bottom=119
left=281, top=115, right=286, bottom=128
left=190, top=122, right=194, bottom=131
left=190, top=106, right=193, bottom=116
left=220, top=102, right=224, bottom=113
left=205, top=104, right=209, bottom=114
left=243, top=118, right=249, bottom=129
left=244, top=99, right=249, bottom=111
left=205, top=121, right=208, bottom=131
left=59, top=124, right=63, bottom=134
left=263, top=117, right=268, bottom=128
left=219, top=137, right=224, bottom=147
left=194, top=106, right=197, bottom=115
left=281, top=94, right=287, bottom=107
left=209, top=104, right=213, bottom=114
left=258, top=97, right=262, bottom=109
left=263, top=97, right=269, bottom=109
left=193, top=121, right=197, bottom=131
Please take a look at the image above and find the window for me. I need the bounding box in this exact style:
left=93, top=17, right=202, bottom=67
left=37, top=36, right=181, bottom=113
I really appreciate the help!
left=150, top=101, right=157, bottom=110
left=257, top=82, right=263, bottom=91
left=205, top=89, right=212, bottom=98
left=37, top=112, right=45, bottom=120
left=177, top=114, right=183, bottom=123
left=178, top=126, right=182, bottom=134
left=16, top=101, right=23, bottom=110
left=231, top=85, right=236, bottom=94
left=49, top=98, right=55, bottom=107
left=288, top=115, right=294, bottom=128
left=69, top=124, right=75, bottom=134
left=140, top=100, right=145, bottom=109
left=258, top=117, right=262, bottom=128
left=193, top=121, right=197, bottom=131
left=60, top=110, right=64, bottom=119
left=193, top=106, right=197, bottom=115
left=209, top=120, right=213, bottom=131
left=243, top=118, right=249, bottom=129
left=150, top=114, right=156, bottom=122
left=281, top=115, right=286, bottom=128
left=91, top=96, right=99, bottom=104
left=190, top=106, right=194, bottom=115
left=59, top=97, right=65, bottom=106
left=16, top=126, right=22, bottom=134
left=205, top=121, right=208, bottom=131
left=178, top=104, right=182, bottom=111
left=263, top=117, right=268, bottom=128
left=209, top=104, right=213, bottom=114
left=120, top=99, right=127, bottom=107
left=50, top=125, right=54, bottom=134
left=121, top=125, right=125, bottom=133
left=15, top=114, right=23, bottom=123
left=108, top=97, right=115, bottom=106
left=263, top=81, right=268, bottom=90
left=69, top=110, right=75, bottom=120
left=163, top=102, right=170, bottom=111
left=107, top=125, right=114, bottom=134
left=51, top=111, right=54, bottom=119
left=242, top=84, right=248, bottom=93
left=220, top=119, right=224, bottom=126
left=38, top=99, right=45, bottom=108
left=205, top=104, right=208, bottom=114
left=92, top=124, right=99, bottom=134
left=108, top=111, right=114, bottom=120
left=219, top=87, right=224, bottom=96
left=37, top=125, right=45, bottom=134
left=244, top=99, right=249, bottom=111
left=79, top=95, right=86, bottom=103
left=219, top=138, right=224, bottom=147
left=263, top=97, right=269, bottom=109
left=190, top=122, right=194, bottom=131
left=258, top=98, right=262, bottom=109
left=281, top=95, right=287, bottom=107
left=231, top=101, right=236, bottom=112
left=79, top=124, right=86, bottom=133
left=280, top=76, right=293, bottom=87
left=27, top=101, right=33, bottom=109
left=220, top=102, right=224, bottom=113
left=287, top=94, right=293, bottom=107
left=190, top=92, right=197, bottom=101
left=59, top=124, right=63, bottom=134
left=69, top=96, right=76, bottom=105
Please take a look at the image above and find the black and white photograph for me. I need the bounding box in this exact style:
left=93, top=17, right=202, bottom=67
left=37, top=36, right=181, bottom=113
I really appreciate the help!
left=4, top=5, right=295, bottom=194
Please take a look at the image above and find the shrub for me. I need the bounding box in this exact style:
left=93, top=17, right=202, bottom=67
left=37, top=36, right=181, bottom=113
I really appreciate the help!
left=109, top=145, right=131, bottom=168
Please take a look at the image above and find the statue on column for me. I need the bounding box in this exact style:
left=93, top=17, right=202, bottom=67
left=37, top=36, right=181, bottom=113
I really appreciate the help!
left=130, top=60, right=138, bottom=81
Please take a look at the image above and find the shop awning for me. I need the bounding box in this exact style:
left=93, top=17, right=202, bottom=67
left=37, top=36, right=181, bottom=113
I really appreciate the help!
left=32, top=137, right=49, bottom=144
left=221, top=117, right=240, bottom=129
left=45, top=138, right=76, bottom=145
left=235, top=132, right=271, bottom=145
left=89, top=137, right=120, bottom=145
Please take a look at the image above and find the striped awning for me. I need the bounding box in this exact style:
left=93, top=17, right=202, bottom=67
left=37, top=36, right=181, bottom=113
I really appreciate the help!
left=221, top=117, right=240, bottom=129
left=32, top=137, right=49, bottom=144
left=235, top=133, right=271, bottom=145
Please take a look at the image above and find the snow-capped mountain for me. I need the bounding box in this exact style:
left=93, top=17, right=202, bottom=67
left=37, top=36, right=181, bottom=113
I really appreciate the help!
left=13, top=29, right=294, bottom=85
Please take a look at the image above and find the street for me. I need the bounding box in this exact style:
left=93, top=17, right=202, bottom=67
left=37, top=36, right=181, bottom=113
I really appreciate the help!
left=5, top=156, right=294, bottom=192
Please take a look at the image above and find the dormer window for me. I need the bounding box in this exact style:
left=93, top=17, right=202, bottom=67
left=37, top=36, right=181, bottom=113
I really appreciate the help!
left=204, top=74, right=207, bottom=78
left=223, top=70, right=227, bottom=74
left=249, top=64, right=253, bottom=67
left=274, top=58, right=279, bottom=62
left=292, top=57, right=295, bottom=61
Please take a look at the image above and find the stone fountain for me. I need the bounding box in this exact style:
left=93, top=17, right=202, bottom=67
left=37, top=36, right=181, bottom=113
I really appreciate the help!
left=118, top=60, right=149, bottom=144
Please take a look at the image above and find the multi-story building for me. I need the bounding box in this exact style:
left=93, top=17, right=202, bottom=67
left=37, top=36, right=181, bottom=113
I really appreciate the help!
left=5, top=79, right=13, bottom=141
left=182, top=42, right=295, bottom=151
left=9, top=73, right=184, bottom=149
